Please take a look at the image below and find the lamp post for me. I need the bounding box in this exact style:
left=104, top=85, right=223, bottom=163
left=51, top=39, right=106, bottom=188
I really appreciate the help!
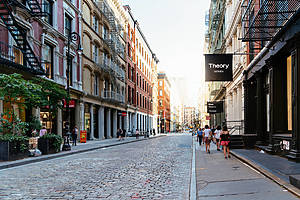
left=145, top=99, right=153, bottom=138
left=62, top=32, right=82, bottom=151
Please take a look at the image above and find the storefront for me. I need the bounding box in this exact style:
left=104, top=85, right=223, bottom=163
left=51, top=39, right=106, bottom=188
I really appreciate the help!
left=84, top=103, right=91, bottom=140
left=242, top=4, right=300, bottom=160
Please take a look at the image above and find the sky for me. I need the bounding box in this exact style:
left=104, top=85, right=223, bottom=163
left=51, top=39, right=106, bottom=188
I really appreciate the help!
left=121, top=0, right=210, bottom=106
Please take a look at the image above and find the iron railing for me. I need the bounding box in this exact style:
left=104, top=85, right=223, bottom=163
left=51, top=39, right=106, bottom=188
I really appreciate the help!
left=225, top=120, right=244, bottom=135
left=101, top=90, right=125, bottom=103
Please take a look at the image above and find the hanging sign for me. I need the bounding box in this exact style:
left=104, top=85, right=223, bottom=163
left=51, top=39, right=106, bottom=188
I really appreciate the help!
left=205, top=54, right=233, bottom=81
left=207, top=101, right=223, bottom=113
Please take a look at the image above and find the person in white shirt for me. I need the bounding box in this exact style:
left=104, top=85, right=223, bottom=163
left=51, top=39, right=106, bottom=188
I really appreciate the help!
left=214, top=125, right=222, bottom=151
left=203, top=125, right=212, bottom=153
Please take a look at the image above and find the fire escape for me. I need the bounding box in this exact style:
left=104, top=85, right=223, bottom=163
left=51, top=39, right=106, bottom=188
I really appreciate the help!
left=0, top=0, right=45, bottom=75
left=99, top=0, right=125, bottom=82
left=241, top=0, right=300, bottom=43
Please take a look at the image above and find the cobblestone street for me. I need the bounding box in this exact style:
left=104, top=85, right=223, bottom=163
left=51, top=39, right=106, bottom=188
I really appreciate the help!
left=0, top=134, right=192, bottom=200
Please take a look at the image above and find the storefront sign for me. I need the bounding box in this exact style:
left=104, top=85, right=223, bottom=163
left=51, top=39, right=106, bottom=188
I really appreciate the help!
left=63, top=99, right=76, bottom=108
left=118, top=112, right=127, bottom=116
left=207, top=101, right=223, bottom=113
left=205, top=54, right=233, bottom=81
left=80, top=130, right=87, bottom=143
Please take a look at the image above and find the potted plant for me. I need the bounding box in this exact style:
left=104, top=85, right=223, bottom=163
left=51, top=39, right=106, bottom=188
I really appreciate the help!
left=38, top=133, right=63, bottom=154
left=0, top=134, right=29, bottom=161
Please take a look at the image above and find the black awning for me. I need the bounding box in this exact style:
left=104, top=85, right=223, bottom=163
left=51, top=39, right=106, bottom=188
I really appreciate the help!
left=241, top=0, right=300, bottom=42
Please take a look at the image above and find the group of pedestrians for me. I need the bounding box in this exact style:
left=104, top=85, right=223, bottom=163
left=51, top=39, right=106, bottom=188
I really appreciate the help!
left=195, top=125, right=231, bottom=159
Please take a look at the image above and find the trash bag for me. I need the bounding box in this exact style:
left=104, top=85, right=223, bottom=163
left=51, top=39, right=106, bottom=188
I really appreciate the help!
left=29, top=149, right=42, bottom=157
left=34, top=149, right=42, bottom=156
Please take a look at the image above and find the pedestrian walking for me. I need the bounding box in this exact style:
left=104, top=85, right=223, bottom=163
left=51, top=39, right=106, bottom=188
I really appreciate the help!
left=136, top=129, right=140, bottom=139
left=117, top=129, right=122, bottom=141
left=197, top=128, right=203, bottom=146
left=203, top=125, right=212, bottom=153
left=39, top=126, right=47, bottom=137
left=211, top=126, right=216, bottom=137
left=214, top=125, right=221, bottom=151
left=220, top=126, right=231, bottom=159
left=121, top=129, right=126, bottom=140
left=72, top=126, right=78, bottom=146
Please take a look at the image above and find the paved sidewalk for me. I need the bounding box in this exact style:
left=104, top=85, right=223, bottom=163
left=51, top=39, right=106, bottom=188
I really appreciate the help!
left=231, top=149, right=300, bottom=197
left=0, top=134, right=165, bottom=170
left=195, top=140, right=299, bottom=199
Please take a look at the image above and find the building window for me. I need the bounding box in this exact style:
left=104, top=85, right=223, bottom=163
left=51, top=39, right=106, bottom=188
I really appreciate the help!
left=93, top=44, right=98, bottom=63
left=128, top=86, right=131, bottom=103
left=139, top=94, right=141, bottom=107
left=132, top=89, right=134, bottom=104
left=137, top=92, right=139, bottom=106
left=93, top=16, right=98, bottom=33
left=159, top=80, right=163, bottom=86
left=94, top=74, right=99, bottom=96
left=102, top=25, right=108, bottom=39
left=65, top=14, right=72, bottom=37
left=139, top=76, right=141, bottom=87
left=13, top=48, right=23, bottom=65
left=44, top=43, right=53, bottom=79
left=128, top=65, right=131, bottom=80
left=43, top=0, right=53, bottom=25
left=131, top=68, right=134, bottom=82
left=159, top=100, right=163, bottom=106
left=159, top=90, right=162, bottom=96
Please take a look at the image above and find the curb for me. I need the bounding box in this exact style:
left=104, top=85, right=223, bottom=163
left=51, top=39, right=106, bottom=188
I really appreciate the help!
left=189, top=137, right=197, bottom=200
left=231, top=151, right=300, bottom=198
left=0, top=135, right=165, bottom=170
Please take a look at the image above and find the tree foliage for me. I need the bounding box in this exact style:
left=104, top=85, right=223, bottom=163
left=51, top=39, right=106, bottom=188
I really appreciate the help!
left=0, top=73, right=68, bottom=135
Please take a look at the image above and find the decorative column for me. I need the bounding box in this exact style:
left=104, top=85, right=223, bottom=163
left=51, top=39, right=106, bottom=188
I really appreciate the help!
left=233, top=89, right=237, bottom=121
left=123, top=112, right=127, bottom=132
left=113, top=109, right=117, bottom=138
left=75, top=100, right=81, bottom=131
left=119, top=115, right=122, bottom=129
left=237, top=86, right=242, bottom=120
left=266, top=58, right=275, bottom=153
left=98, top=106, right=105, bottom=140
left=133, top=113, right=137, bottom=132
left=243, top=71, right=249, bottom=135
left=57, top=108, right=63, bottom=136
left=106, top=108, right=111, bottom=138
left=90, top=104, right=95, bottom=140
left=80, top=102, right=84, bottom=131
left=255, top=72, right=264, bottom=145
left=127, top=113, right=131, bottom=133
left=288, top=47, right=300, bottom=161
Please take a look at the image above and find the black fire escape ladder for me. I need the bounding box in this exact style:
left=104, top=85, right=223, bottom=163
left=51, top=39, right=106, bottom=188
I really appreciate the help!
left=26, top=0, right=46, bottom=17
left=0, top=0, right=45, bottom=74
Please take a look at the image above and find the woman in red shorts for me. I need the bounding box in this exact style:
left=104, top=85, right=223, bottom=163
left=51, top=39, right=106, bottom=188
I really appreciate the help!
left=220, top=126, right=231, bottom=159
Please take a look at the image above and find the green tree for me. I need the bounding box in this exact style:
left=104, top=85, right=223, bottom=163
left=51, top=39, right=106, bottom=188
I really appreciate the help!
left=0, top=73, right=42, bottom=135
left=0, top=73, right=67, bottom=135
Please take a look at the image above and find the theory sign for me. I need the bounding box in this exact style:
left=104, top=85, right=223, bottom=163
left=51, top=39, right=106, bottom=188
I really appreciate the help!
left=205, top=54, right=233, bottom=81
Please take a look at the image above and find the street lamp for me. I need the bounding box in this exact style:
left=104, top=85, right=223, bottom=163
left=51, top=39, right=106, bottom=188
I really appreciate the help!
left=62, top=32, right=82, bottom=151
